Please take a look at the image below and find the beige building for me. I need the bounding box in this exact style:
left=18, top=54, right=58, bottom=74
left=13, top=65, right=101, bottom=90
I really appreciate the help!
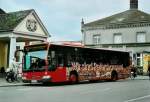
left=0, top=8, right=49, bottom=69
left=81, top=0, right=150, bottom=74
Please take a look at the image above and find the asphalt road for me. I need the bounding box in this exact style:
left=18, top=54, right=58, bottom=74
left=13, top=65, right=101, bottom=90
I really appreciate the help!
left=0, top=78, right=150, bottom=102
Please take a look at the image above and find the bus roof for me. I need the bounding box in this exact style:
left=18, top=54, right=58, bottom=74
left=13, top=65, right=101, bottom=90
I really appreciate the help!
left=25, top=42, right=129, bottom=53
left=52, top=44, right=129, bottom=53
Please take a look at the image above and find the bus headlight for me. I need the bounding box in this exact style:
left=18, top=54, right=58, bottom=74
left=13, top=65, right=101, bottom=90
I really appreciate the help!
left=42, top=75, right=51, bottom=79
left=22, top=76, right=27, bottom=80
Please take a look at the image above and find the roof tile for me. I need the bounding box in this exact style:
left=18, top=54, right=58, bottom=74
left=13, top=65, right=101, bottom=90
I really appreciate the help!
left=0, top=9, right=33, bottom=32
left=84, top=10, right=150, bottom=27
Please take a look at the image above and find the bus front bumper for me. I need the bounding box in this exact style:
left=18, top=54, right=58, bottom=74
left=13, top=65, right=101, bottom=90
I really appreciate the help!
left=22, top=76, right=51, bottom=83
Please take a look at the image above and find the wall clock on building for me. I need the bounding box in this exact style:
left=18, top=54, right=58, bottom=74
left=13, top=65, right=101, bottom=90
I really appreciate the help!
left=26, top=19, right=37, bottom=32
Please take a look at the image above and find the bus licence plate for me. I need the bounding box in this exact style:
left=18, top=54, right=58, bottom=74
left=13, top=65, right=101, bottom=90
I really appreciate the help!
left=31, top=80, right=37, bottom=83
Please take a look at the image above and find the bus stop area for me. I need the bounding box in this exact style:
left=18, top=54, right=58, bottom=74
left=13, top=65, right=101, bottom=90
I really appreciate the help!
left=0, top=75, right=149, bottom=87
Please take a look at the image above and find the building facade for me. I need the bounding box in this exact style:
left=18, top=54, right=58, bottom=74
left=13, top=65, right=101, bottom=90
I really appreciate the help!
left=0, top=9, right=49, bottom=69
left=81, top=0, right=150, bottom=74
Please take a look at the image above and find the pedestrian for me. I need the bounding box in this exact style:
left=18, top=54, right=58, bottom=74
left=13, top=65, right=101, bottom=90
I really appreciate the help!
left=10, top=58, right=18, bottom=81
left=148, top=65, right=150, bottom=80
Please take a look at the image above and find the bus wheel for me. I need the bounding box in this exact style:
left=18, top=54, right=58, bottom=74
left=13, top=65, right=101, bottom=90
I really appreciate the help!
left=69, top=74, right=78, bottom=84
left=111, top=70, right=118, bottom=81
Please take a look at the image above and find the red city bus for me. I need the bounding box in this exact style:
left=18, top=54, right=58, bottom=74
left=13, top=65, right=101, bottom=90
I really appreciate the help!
left=22, top=43, right=130, bottom=84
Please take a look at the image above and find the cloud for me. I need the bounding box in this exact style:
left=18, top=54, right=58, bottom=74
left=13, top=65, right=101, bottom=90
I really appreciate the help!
left=1, top=0, right=150, bottom=41
left=0, top=0, right=31, bottom=12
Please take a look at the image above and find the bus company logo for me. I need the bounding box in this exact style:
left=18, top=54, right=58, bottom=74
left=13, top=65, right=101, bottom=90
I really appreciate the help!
left=26, top=19, right=37, bottom=32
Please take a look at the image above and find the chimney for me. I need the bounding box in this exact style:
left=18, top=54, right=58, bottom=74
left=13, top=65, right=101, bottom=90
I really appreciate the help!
left=81, top=18, right=84, bottom=33
left=130, top=0, right=138, bottom=9
left=81, top=18, right=84, bottom=26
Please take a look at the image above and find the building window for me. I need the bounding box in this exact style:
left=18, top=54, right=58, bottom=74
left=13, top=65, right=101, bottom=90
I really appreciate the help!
left=113, top=33, right=122, bottom=44
left=136, top=53, right=142, bottom=67
left=136, top=32, right=146, bottom=43
left=93, top=35, right=100, bottom=45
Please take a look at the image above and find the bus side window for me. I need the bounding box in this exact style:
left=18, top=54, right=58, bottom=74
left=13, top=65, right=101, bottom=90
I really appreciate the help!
left=48, top=58, right=57, bottom=71
left=48, top=51, right=57, bottom=71
left=57, top=53, right=64, bottom=67
left=66, top=53, right=72, bottom=67
left=47, top=56, right=51, bottom=65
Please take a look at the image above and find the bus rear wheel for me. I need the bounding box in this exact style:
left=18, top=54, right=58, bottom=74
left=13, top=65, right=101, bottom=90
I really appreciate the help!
left=111, top=70, right=118, bottom=81
left=69, top=74, right=78, bottom=84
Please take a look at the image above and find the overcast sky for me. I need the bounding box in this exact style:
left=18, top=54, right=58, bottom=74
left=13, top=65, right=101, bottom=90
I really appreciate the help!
left=0, top=0, right=150, bottom=41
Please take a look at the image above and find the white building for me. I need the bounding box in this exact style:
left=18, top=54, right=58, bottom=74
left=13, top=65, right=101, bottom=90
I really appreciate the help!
left=0, top=9, right=50, bottom=69
left=81, top=0, right=150, bottom=74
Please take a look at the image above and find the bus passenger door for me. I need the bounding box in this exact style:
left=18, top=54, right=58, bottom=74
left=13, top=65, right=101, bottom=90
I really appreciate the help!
left=48, top=51, right=67, bottom=82
left=48, top=65, right=66, bottom=82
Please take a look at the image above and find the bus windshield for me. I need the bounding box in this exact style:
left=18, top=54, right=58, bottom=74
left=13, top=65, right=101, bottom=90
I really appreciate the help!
left=28, top=50, right=47, bottom=59
left=23, top=49, right=48, bottom=71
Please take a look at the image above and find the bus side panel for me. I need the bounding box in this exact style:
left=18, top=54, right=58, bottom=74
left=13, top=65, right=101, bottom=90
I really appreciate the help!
left=48, top=67, right=67, bottom=82
left=68, top=65, right=130, bottom=81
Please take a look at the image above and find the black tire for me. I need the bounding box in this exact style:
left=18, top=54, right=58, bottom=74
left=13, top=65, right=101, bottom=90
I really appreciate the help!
left=111, top=70, right=118, bottom=81
left=6, top=77, right=13, bottom=83
left=130, top=73, right=134, bottom=80
left=6, top=71, right=15, bottom=83
left=69, top=73, right=78, bottom=84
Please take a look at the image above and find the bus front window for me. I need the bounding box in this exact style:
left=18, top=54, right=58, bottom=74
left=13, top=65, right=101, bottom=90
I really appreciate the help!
left=24, top=50, right=47, bottom=71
